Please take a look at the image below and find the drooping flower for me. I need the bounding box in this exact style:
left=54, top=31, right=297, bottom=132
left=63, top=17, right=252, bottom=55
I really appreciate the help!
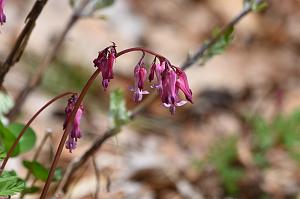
left=93, top=44, right=116, bottom=90
left=161, top=68, right=187, bottom=114
left=149, top=60, right=166, bottom=95
left=130, top=61, right=149, bottom=102
left=63, top=95, right=84, bottom=153
left=175, top=69, right=193, bottom=103
left=0, top=0, right=6, bottom=25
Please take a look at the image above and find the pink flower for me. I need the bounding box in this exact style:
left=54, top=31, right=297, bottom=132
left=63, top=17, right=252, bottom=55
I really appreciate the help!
left=0, top=0, right=6, bottom=25
left=149, top=60, right=166, bottom=95
left=161, top=69, right=187, bottom=114
left=176, top=69, right=193, bottom=103
left=64, top=95, right=84, bottom=153
left=130, top=61, right=149, bottom=102
left=93, top=44, right=116, bottom=90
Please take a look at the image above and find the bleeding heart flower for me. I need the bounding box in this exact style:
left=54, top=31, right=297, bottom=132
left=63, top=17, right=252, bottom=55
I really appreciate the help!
left=0, top=0, right=6, bottom=25
left=64, top=95, right=84, bottom=153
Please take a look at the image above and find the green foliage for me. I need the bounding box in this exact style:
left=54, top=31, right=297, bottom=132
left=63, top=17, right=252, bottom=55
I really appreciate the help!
left=109, top=89, right=129, bottom=128
left=53, top=167, right=63, bottom=182
left=23, top=160, right=62, bottom=182
left=201, top=26, right=234, bottom=65
left=7, top=124, right=37, bottom=156
left=69, top=0, right=115, bottom=14
left=0, top=122, right=36, bottom=157
left=0, top=92, right=14, bottom=123
left=250, top=116, right=275, bottom=152
left=251, top=0, right=268, bottom=12
left=21, top=186, right=40, bottom=194
left=0, top=171, right=25, bottom=196
left=250, top=110, right=300, bottom=165
left=0, top=146, right=6, bottom=160
left=244, top=0, right=268, bottom=12
left=204, top=136, right=244, bottom=195
left=23, top=160, right=49, bottom=181
left=94, top=0, right=115, bottom=10
left=43, top=60, right=91, bottom=94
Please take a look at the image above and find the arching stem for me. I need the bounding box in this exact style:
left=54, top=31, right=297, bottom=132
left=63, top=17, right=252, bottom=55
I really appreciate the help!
left=40, top=46, right=166, bottom=198
left=40, top=69, right=100, bottom=198
left=116, top=47, right=166, bottom=60
left=0, top=92, right=75, bottom=176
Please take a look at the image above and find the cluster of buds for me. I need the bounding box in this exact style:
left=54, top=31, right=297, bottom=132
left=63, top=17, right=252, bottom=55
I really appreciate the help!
left=0, top=0, right=6, bottom=25
left=93, top=44, right=193, bottom=114
left=63, top=94, right=84, bottom=153
left=93, top=43, right=116, bottom=90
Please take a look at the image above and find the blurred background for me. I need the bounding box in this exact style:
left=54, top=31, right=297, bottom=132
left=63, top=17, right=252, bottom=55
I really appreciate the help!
left=1, top=0, right=300, bottom=198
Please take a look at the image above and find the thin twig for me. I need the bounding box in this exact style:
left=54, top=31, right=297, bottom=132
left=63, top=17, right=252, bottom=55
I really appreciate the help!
left=92, top=156, right=101, bottom=199
left=181, top=0, right=264, bottom=70
left=0, top=0, right=49, bottom=86
left=52, top=2, right=264, bottom=197
left=54, top=128, right=120, bottom=198
left=7, top=0, right=91, bottom=121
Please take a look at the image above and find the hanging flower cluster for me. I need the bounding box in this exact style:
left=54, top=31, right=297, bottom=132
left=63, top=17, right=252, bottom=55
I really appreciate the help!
left=63, top=94, right=84, bottom=153
left=0, top=0, right=6, bottom=25
left=93, top=43, right=116, bottom=90
left=93, top=44, right=193, bottom=114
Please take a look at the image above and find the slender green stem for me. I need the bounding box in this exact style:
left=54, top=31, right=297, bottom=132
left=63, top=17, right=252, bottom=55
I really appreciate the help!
left=0, top=92, right=74, bottom=176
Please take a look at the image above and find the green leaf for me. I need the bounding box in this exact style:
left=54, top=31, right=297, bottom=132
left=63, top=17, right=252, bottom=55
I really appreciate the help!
left=53, top=167, right=63, bottom=182
left=109, top=89, right=129, bottom=128
left=23, top=160, right=49, bottom=182
left=251, top=0, right=268, bottom=12
left=0, top=171, right=25, bottom=196
left=0, top=92, right=14, bottom=122
left=201, top=26, right=234, bottom=65
left=0, top=123, right=37, bottom=157
left=0, top=146, right=6, bottom=160
left=94, top=0, right=115, bottom=10
left=22, top=160, right=62, bottom=182
left=21, top=186, right=40, bottom=194
left=0, top=122, right=21, bottom=157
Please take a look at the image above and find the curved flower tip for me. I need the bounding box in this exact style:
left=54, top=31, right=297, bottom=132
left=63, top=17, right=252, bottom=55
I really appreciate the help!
left=130, top=61, right=149, bottom=102
left=176, top=69, right=193, bottom=103
left=93, top=44, right=116, bottom=90
left=64, top=94, right=84, bottom=153
left=0, top=0, right=6, bottom=25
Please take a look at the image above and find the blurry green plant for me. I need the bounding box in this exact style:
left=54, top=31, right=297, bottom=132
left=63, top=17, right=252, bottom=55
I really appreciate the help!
left=195, top=136, right=244, bottom=196
left=109, top=89, right=129, bottom=128
left=250, top=110, right=300, bottom=165
left=0, top=171, right=25, bottom=196
left=23, top=160, right=62, bottom=182
left=200, top=26, right=234, bottom=65
left=69, top=0, right=115, bottom=14
left=243, top=0, right=268, bottom=12
left=0, top=122, right=36, bottom=157
left=0, top=91, right=14, bottom=123
left=43, top=60, right=91, bottom=94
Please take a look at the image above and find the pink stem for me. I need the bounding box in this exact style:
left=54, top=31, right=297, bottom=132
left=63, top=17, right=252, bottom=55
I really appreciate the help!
left=116, top=47, right=166, bottom=60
